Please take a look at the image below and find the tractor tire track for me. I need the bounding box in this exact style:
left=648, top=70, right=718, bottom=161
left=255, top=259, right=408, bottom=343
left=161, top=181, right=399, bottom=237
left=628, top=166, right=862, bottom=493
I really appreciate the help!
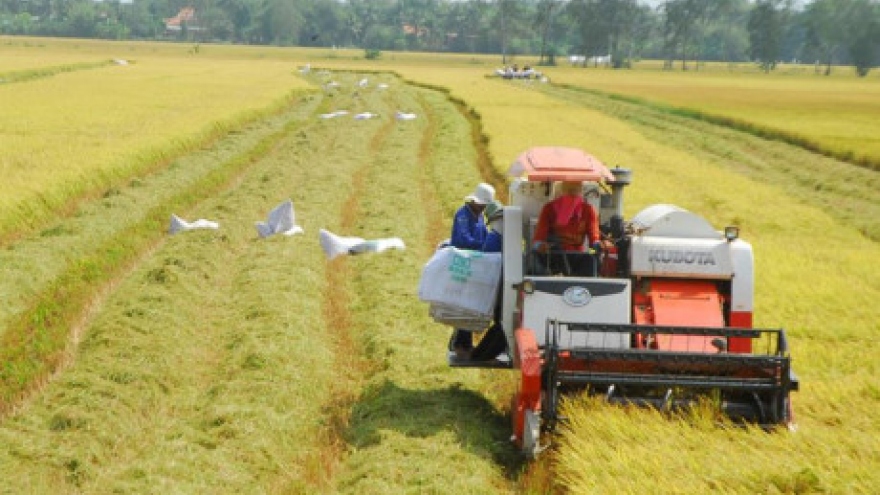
left=414, top=92, right=448, bottom=254
left=416, top=83, right=531, bottom=487
left=324, top=78, right=523, bottom=493
left=318, top=87, right=401, bottom=485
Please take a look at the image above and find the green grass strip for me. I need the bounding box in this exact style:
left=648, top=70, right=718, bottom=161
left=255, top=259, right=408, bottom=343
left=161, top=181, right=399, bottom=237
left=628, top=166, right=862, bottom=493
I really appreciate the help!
left=0, top=92, right=320, bottom=413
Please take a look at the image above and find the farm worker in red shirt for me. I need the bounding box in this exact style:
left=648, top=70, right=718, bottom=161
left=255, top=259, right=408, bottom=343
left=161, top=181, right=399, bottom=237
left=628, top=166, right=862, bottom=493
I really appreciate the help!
left=532, top=181, right=601, bottom=276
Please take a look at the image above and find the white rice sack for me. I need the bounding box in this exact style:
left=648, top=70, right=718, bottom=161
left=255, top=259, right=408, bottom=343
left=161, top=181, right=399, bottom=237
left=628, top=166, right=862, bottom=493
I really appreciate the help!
left=418, top=247, right=502, bottom=317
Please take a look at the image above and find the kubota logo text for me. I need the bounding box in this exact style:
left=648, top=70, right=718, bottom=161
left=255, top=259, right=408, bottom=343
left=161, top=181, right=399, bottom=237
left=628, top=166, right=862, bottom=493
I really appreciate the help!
left=648, top=249, right=716, bottom=265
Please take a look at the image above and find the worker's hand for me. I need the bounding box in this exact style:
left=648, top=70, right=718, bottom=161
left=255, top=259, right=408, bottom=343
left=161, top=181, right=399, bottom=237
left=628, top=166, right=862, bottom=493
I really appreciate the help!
left=590, top=241, right=603, bottom=256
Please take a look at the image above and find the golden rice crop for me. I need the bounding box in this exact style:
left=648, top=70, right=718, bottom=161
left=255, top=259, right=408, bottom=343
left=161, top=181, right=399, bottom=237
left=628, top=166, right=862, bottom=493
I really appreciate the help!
left=385, top=64, right=880, bottom=492
left=2, top=35, right=315, bottom=62
left=551, top=133, right=879, bottom=492
left=389, top=67, right=602, bottom=170
left=551, top=66, right=880, bottom=168
left=0, top=52, right=105, bottom=73
left=1, top=36, right=118, bottom=71
left=0, top=41, right=311, bottom=239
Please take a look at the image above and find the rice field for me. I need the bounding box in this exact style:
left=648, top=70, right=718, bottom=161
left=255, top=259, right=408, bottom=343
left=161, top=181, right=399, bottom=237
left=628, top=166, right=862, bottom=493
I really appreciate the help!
left=1, top=38, right=112, bottom=71
left=386, top=66, right=880, bottom=492
left=0, top=37, right=878, bottom=493
left=0, top=36, right=311, bottom=239
left=549, top=65, right=880, bottom=169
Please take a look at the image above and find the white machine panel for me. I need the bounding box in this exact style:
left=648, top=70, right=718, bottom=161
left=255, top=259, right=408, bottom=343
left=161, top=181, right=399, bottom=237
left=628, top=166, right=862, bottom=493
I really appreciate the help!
left=630, top=237, right=734, bottom=279
left=522, top=278, right=631, bottom=349
left=631, top=204, right=722, bottom=239
left=729, top=239, right=755, bottom=312
left=510, top=178, right=549, bottom=224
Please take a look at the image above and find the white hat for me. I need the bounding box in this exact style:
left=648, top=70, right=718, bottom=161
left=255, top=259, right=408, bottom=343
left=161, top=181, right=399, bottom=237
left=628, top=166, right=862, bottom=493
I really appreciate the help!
left=464, top=183, right=495, bottom=205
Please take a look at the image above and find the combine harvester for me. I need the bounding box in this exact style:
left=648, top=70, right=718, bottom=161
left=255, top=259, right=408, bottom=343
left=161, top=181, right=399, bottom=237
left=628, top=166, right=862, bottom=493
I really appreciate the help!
left=423, top=147, right=799, bottom=457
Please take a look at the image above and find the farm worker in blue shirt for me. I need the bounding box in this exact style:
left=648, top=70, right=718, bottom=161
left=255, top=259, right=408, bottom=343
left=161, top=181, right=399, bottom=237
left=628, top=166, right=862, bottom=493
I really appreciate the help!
left=449, top=182, right=495, bottom=360
left=450, top=182, right=494, bottom=250
left=470, top=200, right=509, bottom=361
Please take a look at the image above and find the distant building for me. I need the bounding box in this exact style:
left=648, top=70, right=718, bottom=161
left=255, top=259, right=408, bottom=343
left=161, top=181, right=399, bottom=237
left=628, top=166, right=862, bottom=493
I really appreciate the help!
left=164, top=7, right=202, bottom=35
left=402, top=24, right=428, bottom=37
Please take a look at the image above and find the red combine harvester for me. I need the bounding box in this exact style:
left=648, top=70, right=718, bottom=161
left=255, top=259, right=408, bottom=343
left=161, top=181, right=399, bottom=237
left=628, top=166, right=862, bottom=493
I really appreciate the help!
left=425, top=147, right=799, bottom=457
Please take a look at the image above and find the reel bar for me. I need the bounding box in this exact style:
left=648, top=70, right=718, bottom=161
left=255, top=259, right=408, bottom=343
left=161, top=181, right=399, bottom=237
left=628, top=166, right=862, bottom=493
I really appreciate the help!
left=556, top=370, right=786, bottom=391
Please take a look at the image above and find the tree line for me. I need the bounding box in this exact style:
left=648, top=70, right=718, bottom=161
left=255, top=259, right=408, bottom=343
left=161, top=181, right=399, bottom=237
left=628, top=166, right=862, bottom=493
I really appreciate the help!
left=2, top=0, right=878, bottom=76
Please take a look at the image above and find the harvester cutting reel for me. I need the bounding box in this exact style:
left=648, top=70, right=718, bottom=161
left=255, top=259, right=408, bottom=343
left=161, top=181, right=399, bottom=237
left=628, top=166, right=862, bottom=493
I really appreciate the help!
left=541, top=320, right=799, bottom=430
left=513, top=320, right=799, bottom=456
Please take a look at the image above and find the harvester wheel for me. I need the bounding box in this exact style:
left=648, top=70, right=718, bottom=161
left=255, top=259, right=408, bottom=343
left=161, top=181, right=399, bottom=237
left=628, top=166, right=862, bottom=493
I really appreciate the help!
left=513, top=328, right=543, bottom=455
left=522, top=409, right=542, bottom=459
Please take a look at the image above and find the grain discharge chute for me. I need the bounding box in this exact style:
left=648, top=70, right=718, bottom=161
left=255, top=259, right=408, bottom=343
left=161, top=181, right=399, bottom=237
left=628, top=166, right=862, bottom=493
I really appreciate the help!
left=420, top=147, right=798, bottom=457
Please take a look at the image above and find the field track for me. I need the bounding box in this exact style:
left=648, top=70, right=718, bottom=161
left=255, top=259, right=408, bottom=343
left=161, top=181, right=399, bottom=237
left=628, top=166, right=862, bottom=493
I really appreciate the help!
left=1, top=61, right=878, bottom=493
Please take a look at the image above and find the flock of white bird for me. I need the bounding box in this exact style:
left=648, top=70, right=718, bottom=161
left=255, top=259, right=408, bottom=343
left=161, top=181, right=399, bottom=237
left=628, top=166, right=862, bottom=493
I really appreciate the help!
left=170, top=199, right=406, bottom=260
left=167, top=65, right=415, bottom=260
left=301, top=67, right=418, bottom=122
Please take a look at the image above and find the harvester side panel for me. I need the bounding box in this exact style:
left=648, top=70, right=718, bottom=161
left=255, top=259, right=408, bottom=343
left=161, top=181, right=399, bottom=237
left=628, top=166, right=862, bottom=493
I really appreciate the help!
left=728, top=240, right=755, bottom=353
left=633, top=279, right=725, bottom=352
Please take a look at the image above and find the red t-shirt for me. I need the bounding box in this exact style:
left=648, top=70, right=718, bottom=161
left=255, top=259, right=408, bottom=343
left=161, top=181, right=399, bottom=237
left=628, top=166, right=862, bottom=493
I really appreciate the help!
left=533, top=196, right=599, bottom=251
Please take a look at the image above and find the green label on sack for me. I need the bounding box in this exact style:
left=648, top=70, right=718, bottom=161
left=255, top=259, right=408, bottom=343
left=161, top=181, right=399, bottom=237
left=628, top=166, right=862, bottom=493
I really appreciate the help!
left=449, top=253, right=472, bottom=283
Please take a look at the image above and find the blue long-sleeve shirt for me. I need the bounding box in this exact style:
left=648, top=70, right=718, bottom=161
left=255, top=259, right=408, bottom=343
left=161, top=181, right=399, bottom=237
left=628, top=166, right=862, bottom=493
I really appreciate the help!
left=450, top=204, right=487, bottom=250
left=482, top=230, right=503, bottom=253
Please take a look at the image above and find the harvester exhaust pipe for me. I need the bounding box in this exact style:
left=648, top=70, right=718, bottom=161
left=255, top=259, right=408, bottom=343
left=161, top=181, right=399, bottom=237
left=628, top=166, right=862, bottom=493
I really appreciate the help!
left=608, top=167, right=632, bottom=239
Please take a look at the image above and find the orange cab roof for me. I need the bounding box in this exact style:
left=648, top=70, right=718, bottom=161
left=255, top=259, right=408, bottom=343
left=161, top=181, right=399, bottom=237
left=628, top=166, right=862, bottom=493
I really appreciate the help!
left=508, top=147, right=614, bottom=182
